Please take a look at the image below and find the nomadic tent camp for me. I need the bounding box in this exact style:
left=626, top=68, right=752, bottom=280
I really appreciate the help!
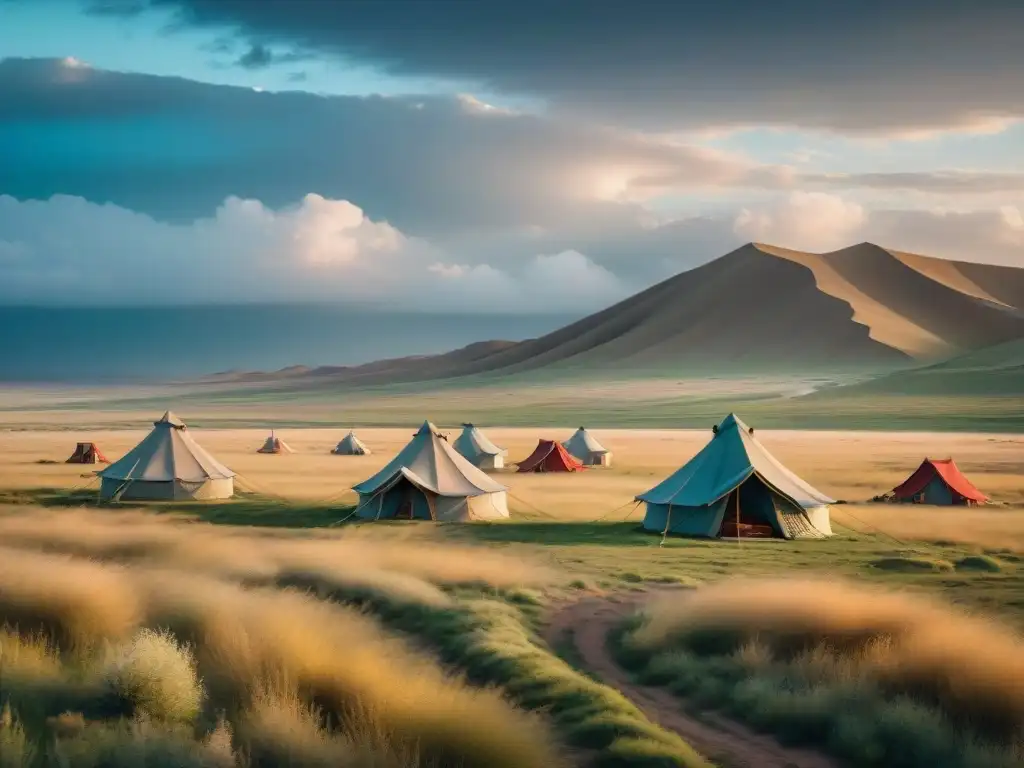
left=888, top=458, right=988, bottom=505
left=353, top=421, right=508, bottom=521
left=637, top=414, right=833, bottom=539
left=98, top=411, right=235, bottom=501
left=66, top=442, right=108, bottom=464
left=332, top=431, right=370, bottom=456
left=516, top=439, right=585, bottom=473
left=453, top=423, right=507, bottom=470
left=562, top=427, right=612, bottom=467
left=257, top=432, right=294, bottom=454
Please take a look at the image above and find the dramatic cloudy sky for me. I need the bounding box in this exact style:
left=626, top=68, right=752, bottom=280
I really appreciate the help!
left=1, top=0, right=1022, bottom=311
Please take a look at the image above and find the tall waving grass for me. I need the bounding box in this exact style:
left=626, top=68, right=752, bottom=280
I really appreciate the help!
left=0, top=514, right=564, bottom=768
left=620, top=578, right=1024, bottom=768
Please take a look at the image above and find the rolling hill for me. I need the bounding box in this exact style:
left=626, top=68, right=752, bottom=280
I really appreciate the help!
left=812, top=337, right=1024, bottom=398
left=225, top=242, right=1024, bottom=386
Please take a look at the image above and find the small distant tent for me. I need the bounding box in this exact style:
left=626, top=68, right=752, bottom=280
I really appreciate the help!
left=637, top=414, right=833, bottom=540
left=66, top=442, right=108, bottom=464
left=562, top=427, right=612, bottom=467
left=98, top=411, right=234, bottom=501
left=453, top=423, right=507, bottom=470
left=889, top=458, right=988, bottom=506
left=353, top=421, right=509, bottom=521
left=332, top=431, right=370, bottom=456
left=257, top=431, right=294, bottom=454
left=516, top=439, right=586, bottom=473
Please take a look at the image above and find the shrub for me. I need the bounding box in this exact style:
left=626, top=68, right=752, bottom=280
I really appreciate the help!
left=102, top=628, right=203, bottom=722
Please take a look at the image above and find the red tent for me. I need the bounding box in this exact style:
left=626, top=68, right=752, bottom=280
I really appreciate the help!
left=65, top=442, right=109, bottom=464
left=890, top=458, right=988, bottom=505
left=516, top=439, right=585, bottom=473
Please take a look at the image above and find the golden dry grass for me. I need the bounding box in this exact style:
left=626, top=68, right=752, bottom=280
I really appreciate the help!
left=0, top=519, right=564, bottom=768
left=836, top=505, right=1024, bottom=553
left=627, top=578, right=1024, bottom=761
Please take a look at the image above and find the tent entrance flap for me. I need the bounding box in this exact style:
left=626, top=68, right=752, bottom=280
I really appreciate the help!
left=719, top=477, right=785, bottom=538
left=380, top=477, right=434, bottom=521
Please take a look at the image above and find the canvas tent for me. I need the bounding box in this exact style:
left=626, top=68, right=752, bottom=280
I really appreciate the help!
left=562, top=427, right=612, bottom=466
left=332, top=431, right=370, bottom=456
left=453, top=423, right=507, bottom=469
left=257, top=432, right=294, bottom=454
left=889, top=458, right=988, bottom=505
left=66, top=442, right=108, bottom=464
left=98, top=411, right=235, bottom=501
left=516, top=439, right=585, bottom=473
left=353, top=421, right=509, bottom=521
left=637, top=414, right=833, bottom=539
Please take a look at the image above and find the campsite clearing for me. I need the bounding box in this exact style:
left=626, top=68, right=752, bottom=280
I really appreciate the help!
left=3, top=424, right=1024, bottom=617
left=2, top=423, right=1024, bottom=767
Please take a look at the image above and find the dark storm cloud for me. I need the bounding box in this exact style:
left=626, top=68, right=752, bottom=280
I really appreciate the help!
left=89, top=0, right=1024, bottom=134
left=0, top=57, right=782, bottom=231
left=234, top=43, right=311, bottom=70
left=235, top=43, right=272, bottom=69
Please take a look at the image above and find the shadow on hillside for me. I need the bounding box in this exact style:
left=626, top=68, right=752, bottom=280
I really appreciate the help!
left=0, top=487, right=354, bottom=528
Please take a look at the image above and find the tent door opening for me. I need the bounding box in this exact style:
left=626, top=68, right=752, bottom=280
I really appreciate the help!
left=388, top=479, right=432, bottom=520
left=718, top=477, right=783, bottom=539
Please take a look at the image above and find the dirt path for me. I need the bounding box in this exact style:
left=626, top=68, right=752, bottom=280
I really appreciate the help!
left=543, top=592, right=840, bottom=768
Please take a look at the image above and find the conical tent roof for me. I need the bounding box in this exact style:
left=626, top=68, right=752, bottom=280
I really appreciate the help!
left=354, top=421, right=506, bottom=497
left=333, top=431, right=370, bottom=455
left=891, top=458, right=988, bottom=503
left=637, top=414, right=833, bottom=509
left=257, top=433, right=294, bottom=454
left=563, top=427, right=609, bottom=458
left=100, top=411, right=234, bottom=482
left=66, top=442, right=109, bottom=464
left=516, top=439, right=585, bottom=473
left=454, top=424, right=507, bottom=462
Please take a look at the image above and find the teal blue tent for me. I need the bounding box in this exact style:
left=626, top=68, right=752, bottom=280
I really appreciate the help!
left=637, top=414, right=833, bottom=539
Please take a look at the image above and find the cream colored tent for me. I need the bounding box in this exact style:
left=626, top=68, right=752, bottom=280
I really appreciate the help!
left=99, top=411, right=235, bottom=501
left=453, top=423, right=507, bottom=470
left=637, top=414, right=832, bottom=539
left=353, top=421, right=508, bottom=521
left=332, top=431, right=370, bottom=456
left=257, top=432, right=294, bottom=454
left=563, top=427, right=612, bottom=467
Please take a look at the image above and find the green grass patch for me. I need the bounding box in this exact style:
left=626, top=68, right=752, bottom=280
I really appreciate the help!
left=330, top=589, right=711, bottom=767
left=871, top=556, right=955, bottom=573
left=954, top=555, right=1004, bottom=573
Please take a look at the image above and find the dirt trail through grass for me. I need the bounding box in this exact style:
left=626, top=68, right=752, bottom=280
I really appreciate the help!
left=543, top=592, right=840, bottom=768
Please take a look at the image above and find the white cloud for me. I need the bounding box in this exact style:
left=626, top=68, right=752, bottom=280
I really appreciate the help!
left=731, top=193, right=1024, bottom=265
left=733, top=192, right=867, bottom=252
left=0, top=193, right=627, bottom=313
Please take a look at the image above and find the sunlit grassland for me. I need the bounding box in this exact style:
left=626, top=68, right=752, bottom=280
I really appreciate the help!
left=3, top=421, right=1024, bottom=767
left=615, top=578, right=1024, bottom=767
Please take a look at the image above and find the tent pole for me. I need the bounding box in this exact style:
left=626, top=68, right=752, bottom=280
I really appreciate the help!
left=660, top=503, right=672, bottom=547
left=735, top=489, right=741, bottom=546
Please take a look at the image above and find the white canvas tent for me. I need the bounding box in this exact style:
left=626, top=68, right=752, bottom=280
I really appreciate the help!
left=257, top=431, right=294, bottom=454
left=563, top=427, right=612, bottom=467
left=99, top=411, right=235, bottom=501
left=453, top=423, right=507, bottom=469
left=353, top=421, right=509, bottom=521
left=637, top=413, right=832, bottom=539
left=332, top=431, right=370, bottom=456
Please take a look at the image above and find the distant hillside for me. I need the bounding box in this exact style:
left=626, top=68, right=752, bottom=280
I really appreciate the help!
left=812, top=337, right=1024, bottom=398
left=220, top=242, right=1024, bottom=386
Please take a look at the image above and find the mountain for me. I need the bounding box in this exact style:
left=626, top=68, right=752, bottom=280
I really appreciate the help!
left=222, top=242, right=1024, bottom=385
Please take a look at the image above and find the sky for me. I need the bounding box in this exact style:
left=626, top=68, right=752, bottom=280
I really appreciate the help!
left=1, top=0, right=1023, bottom=312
